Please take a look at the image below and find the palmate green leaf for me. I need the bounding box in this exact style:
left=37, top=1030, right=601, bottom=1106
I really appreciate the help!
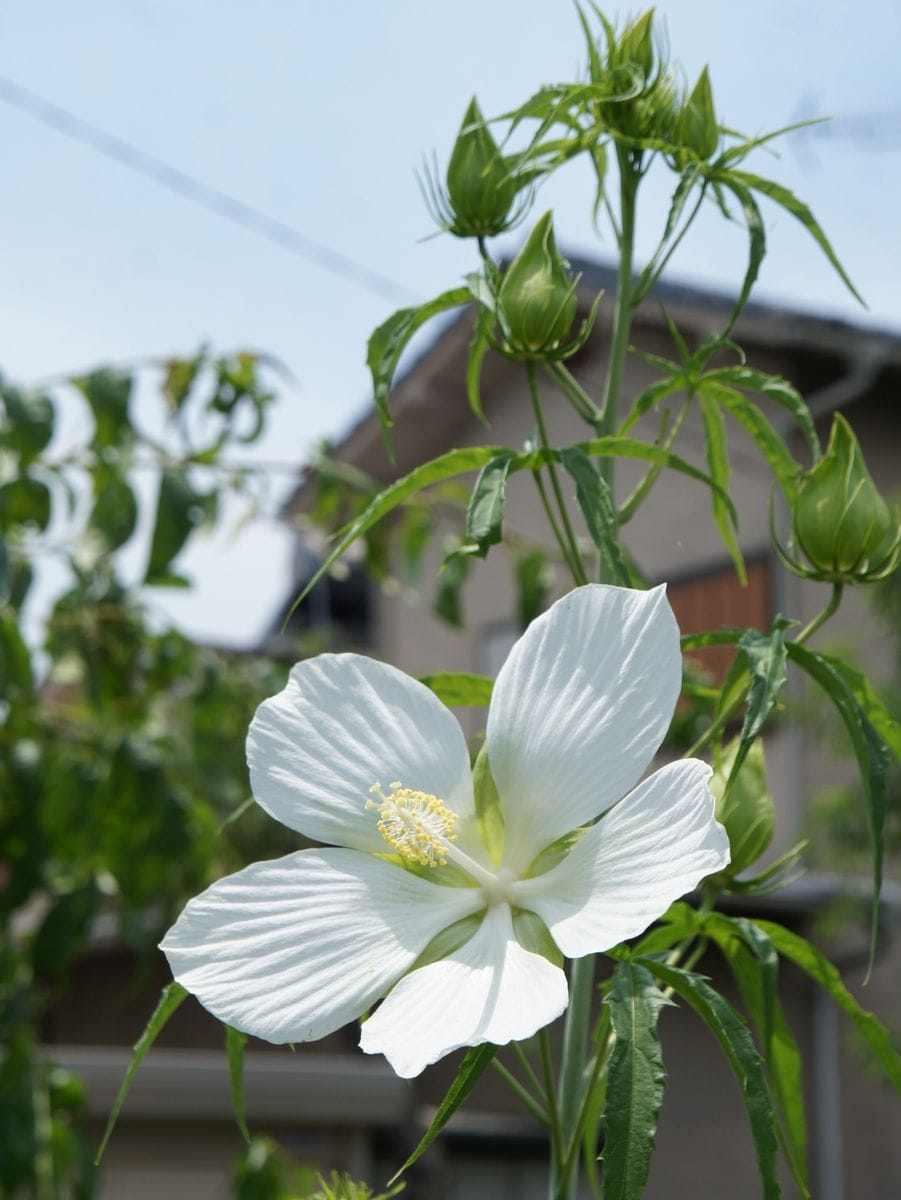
left=703, top=366, right=819, bottom=461
left=619, top=377, right=684, bottom=435
left=704, top=915, right=809, bottom=1197
left=718, top=177, right=766, bottom=333
left=728, top=170, right=865, bottom=306
left=464, top=453, right=515, bottom=556
left=601, top=961, right=671, bottom=1200
left=755, top=920, right=901, bottom=1091
left=559, top=446, right=630, bottom=586
left=786, top=642, right=889, bottom=973
left=95, top=981, right=188, bottom=1162
left=226, top=1025, right=250, bottom=1143
left=698, top=391, right=746, bottom=583
left=419, top=671, right=493, bottom=708
left=699, top=380, right=800, bottom=499
left=386, top=1044, right=497, bottom=1185
left=145, top=469, right=215, bottom=586
left=641, top=959, right=781, bottom=1200
left=366, top=288, right=472, bottom=456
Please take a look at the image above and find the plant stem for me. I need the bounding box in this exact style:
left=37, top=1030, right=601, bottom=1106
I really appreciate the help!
left=794, top=582, right=844, bottom=645
left=491, top=1058, right=549, bottom=1125
left=539, top=1028, right=566, bottom=1181
left=527, top=364, right=589, bottom=586
left=554, top=956, right=598, bottom=1198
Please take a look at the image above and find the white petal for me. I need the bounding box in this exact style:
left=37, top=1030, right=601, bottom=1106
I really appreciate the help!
left=247, top=653, right=473, bottom=852
left=513, top=759, right=730, bottom=956
left=359, top=903, right=568, bottom=1078
left=487, top=584, right=682, bottom=871
left=160, top=848, right=483, bottom=1045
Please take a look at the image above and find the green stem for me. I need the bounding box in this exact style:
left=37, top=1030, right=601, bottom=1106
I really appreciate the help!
left=546, top=361, right=605, bottom=432
left=539, top=1027, right=566, bottom=1180
left=513, top=1040, right=547, bottom=1103
left=531, top=468, right=583, bottom=583
left=491, top=1058, right=549, bottom=1125
left=794, top=582, right=844, bottom=645
left=527, top=364, right=589, bottom=586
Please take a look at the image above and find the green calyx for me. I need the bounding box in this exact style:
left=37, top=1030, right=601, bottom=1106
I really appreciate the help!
left=442, top=98, right=522, bottom=238
left=677, top=67, right=719, bottom=161
left=791, top=413, right=899, bottom=583
left=495, top=211, right=585, bottom=361
left=710, top=738, right=774, bottom=877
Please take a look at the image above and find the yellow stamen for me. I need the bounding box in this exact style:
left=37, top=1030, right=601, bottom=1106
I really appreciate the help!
left=368, top=781, right=459, bottom=867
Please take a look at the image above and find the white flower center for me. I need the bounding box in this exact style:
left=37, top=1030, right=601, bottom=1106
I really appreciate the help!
left=368, top=782, right=459, bottom=867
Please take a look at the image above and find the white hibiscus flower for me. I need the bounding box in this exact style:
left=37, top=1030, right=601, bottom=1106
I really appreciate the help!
left=161, top=584, right=729, bottom=1078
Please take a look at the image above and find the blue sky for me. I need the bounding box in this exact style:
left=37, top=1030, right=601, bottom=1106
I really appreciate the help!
left=2, top=0, right=899, bottom=642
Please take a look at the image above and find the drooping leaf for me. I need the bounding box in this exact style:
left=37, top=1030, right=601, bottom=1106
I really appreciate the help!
left=466, top=307, right=494, bottom=426
left=144, top=469, right=215, bottom=586
left=95, top=982, right=188, bottom=1162
left=0, top=387, right=55, bottom=465
left=283, top=447, right=503, bottom=626
left=419, top=671, right=493, bottom=708
left=703, top=366, right=819, bottom=461
left=699, top=381, right=801, bottom=499
left=754, top=921, right=901, bottom=1090
left=698, top=390, right=746, bottom=582
left=728, top=170, right=864, bottom=306
left=366, top=288, right=472, bottom=454
left=387, top=1043, right=497, bottom=1184
left=718, top=178, right=766, bottom=333
left=560, top=446, right=630, bottom=585
left=226, top=1025, right=250, bottom=1143
left=641, top=959, right=780, bottom=1200
left=786, top=643, right=889, bottom=974
left=464, top=453, right=515, bottom=556
left=820, top=655, right=901, bottom=763
left=601, top=960, right=671, bottom=1200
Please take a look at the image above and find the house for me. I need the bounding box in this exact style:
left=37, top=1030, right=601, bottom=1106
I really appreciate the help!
left=52, top=262, right=901, bottom=1199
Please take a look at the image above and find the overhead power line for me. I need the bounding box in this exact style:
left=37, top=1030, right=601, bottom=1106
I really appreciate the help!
left=0, top=74, right=420, bottom=306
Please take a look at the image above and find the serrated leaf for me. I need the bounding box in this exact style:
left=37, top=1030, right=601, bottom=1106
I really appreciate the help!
left=754, top=920, right=901, bottom=1090
left=727, top=617, right=793, bottom=787
left=226, top=1025, right=250, bottom=1143
left=641, top=960, right=780, bottom=1200
left=729, top=170, right=864, bottom=306
left=387, top=1044, right=497, bottom=1184
left=698, top=391, right=746, bottom=582
left=559, top=445, right=630, bottom=585
left=95, top=982, right=188, bottom=1162
left=786, top=643, right=889, bottom=973
left=705, top=915, right=809, bottom=1196
left=602, top=961, right=670, bottom=1200
left=699, top=381, right=800, bottom=499
left=367, top=288, right=472, bottom=455
left=419, top=671, right=493, bottom=708
left=465, top=453, right=515, bottom=556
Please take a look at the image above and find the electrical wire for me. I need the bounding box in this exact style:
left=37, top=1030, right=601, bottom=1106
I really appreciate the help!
left=0, top=73, right=421, bottom=306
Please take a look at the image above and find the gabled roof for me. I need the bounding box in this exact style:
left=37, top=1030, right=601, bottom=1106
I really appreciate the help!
left=283, top=255, right=901, bottom=516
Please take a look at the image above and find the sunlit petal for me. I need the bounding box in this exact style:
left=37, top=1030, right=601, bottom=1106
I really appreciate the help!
left=513, top=759, right=729, bottom=956
left=160, top=848, right=483, bottom=1044
left=487, top=584, right=681, bottom=870
left=247, top=653, right=474, bottom=852
left=359, top=903, right=568, bottom=1078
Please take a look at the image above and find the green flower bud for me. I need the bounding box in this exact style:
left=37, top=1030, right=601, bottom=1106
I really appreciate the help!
left=616, top=9, right=655, bottom=81
left=678, top=67, right=719, bottom=160
left=496, top=212, right=579, bottom=359
left=710, top=739, right=774, bottom=877
left=793, top=414, right=898, bottom=581
left=444, top=98, right=519, bottom=238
